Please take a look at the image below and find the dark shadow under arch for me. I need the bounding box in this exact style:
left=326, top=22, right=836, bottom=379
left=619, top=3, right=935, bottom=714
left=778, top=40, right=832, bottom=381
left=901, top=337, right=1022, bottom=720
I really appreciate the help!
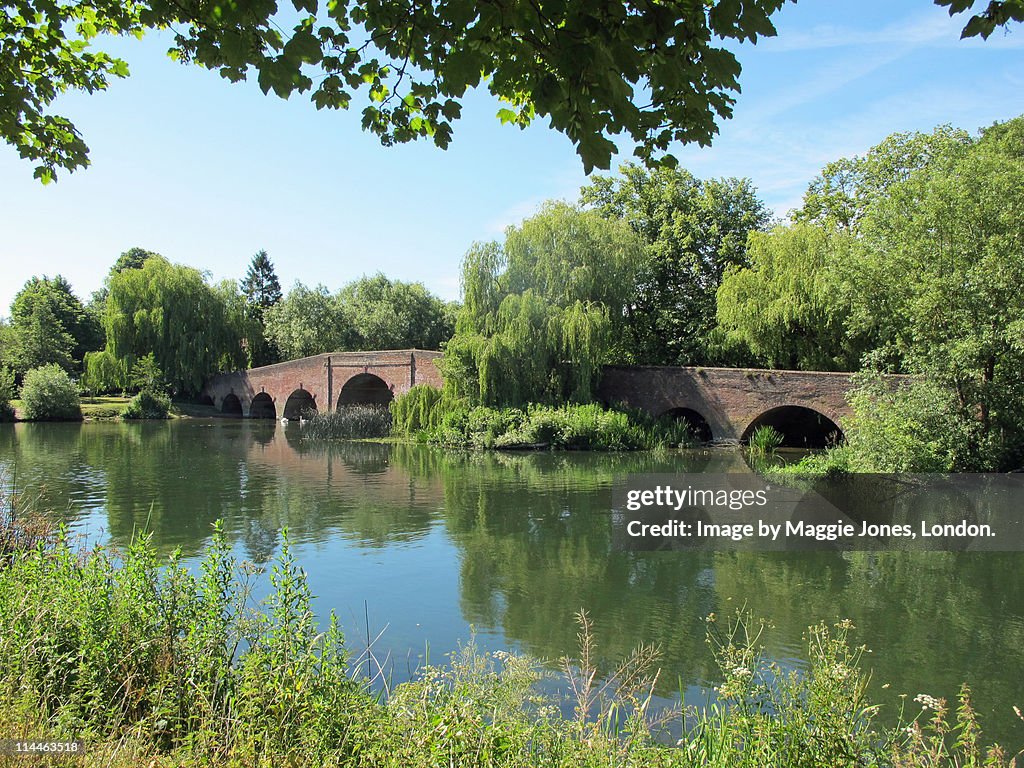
left=221, top=393, right=243, bottom=417
left=283, top=388, right=317, bottom=420
left=196, top=394, right=214, bottom=406
left=337, top=373, right=394, bottom=407
left=250, top=392, right=276, bottom=419
left=660, top=407, right=714, bottom=443
left=742, top=406, right=843, bottom=448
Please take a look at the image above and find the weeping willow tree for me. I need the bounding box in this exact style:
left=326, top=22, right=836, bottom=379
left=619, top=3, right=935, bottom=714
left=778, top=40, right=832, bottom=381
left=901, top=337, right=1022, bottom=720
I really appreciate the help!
left=715, top=223, right=869, bottom=371
left=101, top=256, right=250, bottom=395
left=443, top=202, right=643, bottom=407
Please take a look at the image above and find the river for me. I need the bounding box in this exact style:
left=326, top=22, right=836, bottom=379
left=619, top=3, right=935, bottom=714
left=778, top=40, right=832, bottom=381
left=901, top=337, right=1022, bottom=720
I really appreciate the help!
left=1, top=420, right=1022, bottom=746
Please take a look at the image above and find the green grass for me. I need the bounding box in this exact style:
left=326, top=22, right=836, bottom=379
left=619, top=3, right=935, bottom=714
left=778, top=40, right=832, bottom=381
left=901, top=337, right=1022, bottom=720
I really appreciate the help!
left=9, top=397, right=222, bottom=421
left=0, top=506, right=1017, bottom=768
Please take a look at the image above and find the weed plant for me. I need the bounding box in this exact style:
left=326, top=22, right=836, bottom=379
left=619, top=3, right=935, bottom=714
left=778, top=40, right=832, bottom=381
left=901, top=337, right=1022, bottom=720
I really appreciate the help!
left=302, top=406, right=392, bottom=440
left=0, top=527, right=1018, bottom=767
left=0, top=484, right=52, bottom=565
left=747, top=425, right=784, bottom=456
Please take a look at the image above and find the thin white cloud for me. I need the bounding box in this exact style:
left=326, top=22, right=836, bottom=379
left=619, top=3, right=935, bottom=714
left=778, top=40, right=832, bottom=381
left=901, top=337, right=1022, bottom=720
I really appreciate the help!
left=758, top=11, right=963, bottom=53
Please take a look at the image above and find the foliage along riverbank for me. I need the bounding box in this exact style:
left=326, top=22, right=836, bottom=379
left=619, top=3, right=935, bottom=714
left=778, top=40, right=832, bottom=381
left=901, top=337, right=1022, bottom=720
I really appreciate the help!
left=300, top=392, right=699, bottom=452
left=0, top=506, right=1019, bottom=768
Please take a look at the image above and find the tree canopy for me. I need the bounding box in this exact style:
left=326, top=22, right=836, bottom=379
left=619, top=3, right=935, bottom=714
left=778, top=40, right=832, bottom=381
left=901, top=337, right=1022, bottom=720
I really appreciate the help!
left=582, top=163, right=770, bottom=365
left=443, top=202, right=644, bottom=406
left=98, top=256, right=249, bottom=394
left=716, top=115, right=1024, bottom=469
left=263, top=274, right=453, bottom=361
left=6, top=0, right=1022, bottom=181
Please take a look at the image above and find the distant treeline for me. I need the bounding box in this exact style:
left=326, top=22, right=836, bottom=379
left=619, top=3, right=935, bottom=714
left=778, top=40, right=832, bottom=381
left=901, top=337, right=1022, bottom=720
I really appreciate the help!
left=2, top=116, right=1022, bottom=469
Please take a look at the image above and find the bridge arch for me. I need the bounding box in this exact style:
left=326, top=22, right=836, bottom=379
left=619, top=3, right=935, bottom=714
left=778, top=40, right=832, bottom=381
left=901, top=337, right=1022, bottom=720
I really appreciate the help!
left=283, top=388, right=317, bottom=420
left=337, top=373, right=394, bottom=407
left=250, top=392, right=276, bottom=419
left=742, top=405, right=843, bottom=448
left=660, top=407, right=714, bottom=443
left=221, top=393, right=243, bottom=417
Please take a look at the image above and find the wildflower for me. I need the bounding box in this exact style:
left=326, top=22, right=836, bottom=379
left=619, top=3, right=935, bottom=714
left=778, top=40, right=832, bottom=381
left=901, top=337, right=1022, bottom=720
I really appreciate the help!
left=914, top=693, right=942, bottom=711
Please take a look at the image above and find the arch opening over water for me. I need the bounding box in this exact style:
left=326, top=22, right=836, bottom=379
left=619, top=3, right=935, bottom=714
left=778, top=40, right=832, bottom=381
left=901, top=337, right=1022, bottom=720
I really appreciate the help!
left=337, top=373, right=394, bottom=408
left=250, top=392, right=276, bottom=419
left=742, top=406, right=843, bottom=448
left=283, top=389, right=317, bottom=420
left=221, top=393, right=243, bottom=417
left=660, top=407, right=713, bottom=443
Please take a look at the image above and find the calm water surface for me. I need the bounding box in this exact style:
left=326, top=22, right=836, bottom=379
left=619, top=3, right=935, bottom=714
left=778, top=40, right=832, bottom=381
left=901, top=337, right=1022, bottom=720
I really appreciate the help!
left=1, top=420, right=1022, bottom=745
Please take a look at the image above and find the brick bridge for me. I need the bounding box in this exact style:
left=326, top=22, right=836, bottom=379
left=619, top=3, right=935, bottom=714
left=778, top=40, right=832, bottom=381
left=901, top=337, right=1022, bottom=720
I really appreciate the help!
left=201, top=350, right=444, bottom=421
left=202, top=351, right=856, bottom=445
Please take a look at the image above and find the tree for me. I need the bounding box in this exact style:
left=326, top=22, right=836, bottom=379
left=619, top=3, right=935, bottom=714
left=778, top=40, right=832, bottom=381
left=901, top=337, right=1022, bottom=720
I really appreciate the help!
left=240, top=250, right=283, bottom=367
left=7, top=1, right=1020, bottom=182
left=846, top=121, right=1024, bottom=468
left=240, top=250, right=283, bottom=321
left=9, top=275, right=102, bottom=365
left=101, top=256, right=247, bottom=395
left=581, top=163, right=771, bottom=365
left=4, top=303, right=76, bottom=379
left=442, top=202, right=643, bottom=406
left=716, top=224, right=866, bottom=371
left=264, top=283, right=353, bottom=361
left=336, top=274, right=453, bottom=351
left=793, top=125, right=973, bottom=232
left=111, top=247, right=160, bottom=275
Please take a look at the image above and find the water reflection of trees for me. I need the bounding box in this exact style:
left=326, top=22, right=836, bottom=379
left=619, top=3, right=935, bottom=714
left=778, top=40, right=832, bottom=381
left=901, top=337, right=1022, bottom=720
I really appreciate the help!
left=5, top=425, right=1024, bottom=743
left=711, top=551, right=1024, bottom=744
left=391, top=447, right=726, bottom=691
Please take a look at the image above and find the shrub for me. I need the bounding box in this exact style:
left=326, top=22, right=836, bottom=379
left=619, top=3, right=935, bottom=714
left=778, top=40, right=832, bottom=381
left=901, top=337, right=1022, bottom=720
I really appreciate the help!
left=0, top=367, right=15, bottom=421
left=301, top=406, right=391, bottom=440
left=845, top=373, right=986, bottom=472
left=19, top=364, right=81, bottom=421
left=420, top=403, right=696, bottom=451
left=122, top=389, right=171, bottom=420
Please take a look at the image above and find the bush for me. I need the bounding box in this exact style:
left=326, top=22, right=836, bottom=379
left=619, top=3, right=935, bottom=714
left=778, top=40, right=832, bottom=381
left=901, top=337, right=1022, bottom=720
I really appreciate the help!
left=418, top=402, right=695, bottom=451
left=19, top=364, right=81, bottom=421
left=845, top=373, right=986, bottom=472
left=0, top=367, right=15, bottom=421
left=122, top=389, right=171, bottom=420
left=301, top=406, right=391, bottom=440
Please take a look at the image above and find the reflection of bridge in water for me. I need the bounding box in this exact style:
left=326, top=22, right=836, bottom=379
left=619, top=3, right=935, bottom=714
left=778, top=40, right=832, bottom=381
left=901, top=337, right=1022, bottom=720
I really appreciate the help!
left=202, top=351, right=867, bottom=447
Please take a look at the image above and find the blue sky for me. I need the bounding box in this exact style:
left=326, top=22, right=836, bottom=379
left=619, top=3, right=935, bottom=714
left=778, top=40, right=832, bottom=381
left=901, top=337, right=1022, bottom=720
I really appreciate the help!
left=1, top=0, right=1021, bottom=316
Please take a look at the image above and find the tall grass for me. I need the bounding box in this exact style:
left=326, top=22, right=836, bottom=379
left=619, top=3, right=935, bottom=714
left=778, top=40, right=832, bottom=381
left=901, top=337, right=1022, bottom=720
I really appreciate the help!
left=0, top=527, right=1017, bottom=767
left=302, top=406, right=392, bottom=440
left=0, top=481, right=52, bottom=565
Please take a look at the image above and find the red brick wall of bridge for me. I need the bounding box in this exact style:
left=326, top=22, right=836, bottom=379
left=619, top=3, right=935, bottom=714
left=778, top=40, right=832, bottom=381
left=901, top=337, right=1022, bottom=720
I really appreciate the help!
left=202, top=350, right=442, bottom=418
left=597, top=366, right=855, bottom=442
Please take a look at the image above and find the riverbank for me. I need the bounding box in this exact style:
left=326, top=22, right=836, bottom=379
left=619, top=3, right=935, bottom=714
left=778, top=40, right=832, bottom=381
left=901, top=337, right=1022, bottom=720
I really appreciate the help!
left=6, top=398, right=222, bottom=422
left=0, top=508, right=1018, bottom=768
